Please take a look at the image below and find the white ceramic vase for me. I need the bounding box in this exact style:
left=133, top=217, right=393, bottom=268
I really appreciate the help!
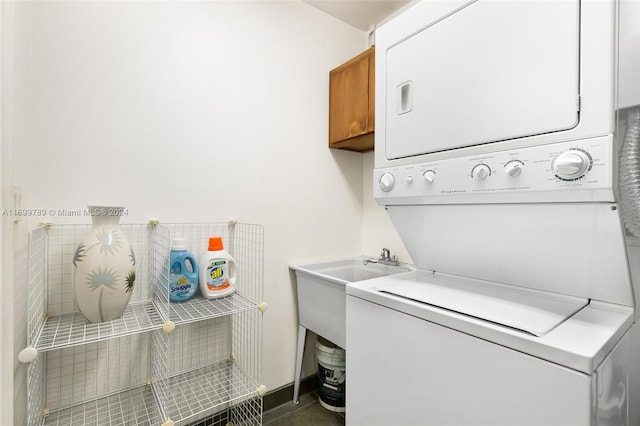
left=72, top=206, right=136, bottom=323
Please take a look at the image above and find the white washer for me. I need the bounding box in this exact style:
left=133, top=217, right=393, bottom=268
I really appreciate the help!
left=347, top=270, right=633, bottom=425
left=347, top=196, right=637, bottom=425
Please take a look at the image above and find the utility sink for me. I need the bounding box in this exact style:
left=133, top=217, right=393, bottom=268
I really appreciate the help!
left=289, top=256, right=411, bottom=404
left=290, top=257, right=412, bottom=349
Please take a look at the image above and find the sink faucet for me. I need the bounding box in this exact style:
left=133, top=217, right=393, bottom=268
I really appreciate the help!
left=381, top=248, right=390, bottom=261
left=377, top=248, right=399, bottom=266
left=363, top=248, right=401, bottom=266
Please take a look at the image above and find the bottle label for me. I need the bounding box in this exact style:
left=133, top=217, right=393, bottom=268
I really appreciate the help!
left=206, top=260, right=230, bottom=291
left=170, top=274, right=195, bottom=296
left=169, top=260, right=196, bottom=301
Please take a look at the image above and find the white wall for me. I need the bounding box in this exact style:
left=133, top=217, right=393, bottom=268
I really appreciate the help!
left=3, top=1, right=409, bottom=421
left=3, top=0, right=32, bottom=424
left=16, top=0, right=368, bottom=420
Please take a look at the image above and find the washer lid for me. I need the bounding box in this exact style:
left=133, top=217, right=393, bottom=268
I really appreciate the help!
left=378, top=272, right=588, bottom=337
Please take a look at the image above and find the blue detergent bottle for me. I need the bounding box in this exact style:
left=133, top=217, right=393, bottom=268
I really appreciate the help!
left=169, top=238, right=199, bottom=302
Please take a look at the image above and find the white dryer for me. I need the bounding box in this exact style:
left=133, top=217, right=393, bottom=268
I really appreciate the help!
left=346, top=0, right=640, bottom=425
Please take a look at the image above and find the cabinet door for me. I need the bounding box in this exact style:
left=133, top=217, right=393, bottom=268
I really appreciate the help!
left=367, top=48, right=375, bottom=134
left=329, top=47, right=374, bottom=147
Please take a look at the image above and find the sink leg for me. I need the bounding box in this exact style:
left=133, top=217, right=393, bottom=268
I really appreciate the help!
left=293, top=325, right=307, bottom=404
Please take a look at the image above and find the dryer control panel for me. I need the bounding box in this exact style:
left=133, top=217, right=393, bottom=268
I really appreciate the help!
left=373, top=136, right=614, bottom=205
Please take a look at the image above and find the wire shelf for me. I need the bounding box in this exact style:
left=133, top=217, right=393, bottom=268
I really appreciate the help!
left=187, top=396, right=263, bottom=426
left=161, top=223, right=263, bottom=301
left=160, top=361, right=259, bottom=425
left=27, top=224, right=158, bottom=351
left=26, top=346, right=46, bottom=426
left=26, top=222, right=264, bottom=426
left=169, top=293, right=257, bottom=325
left=35, top=302, right=163, bottom=352
left=42, top=385, right=161, bottom=426
left=27, top=226, right=48, bottom=350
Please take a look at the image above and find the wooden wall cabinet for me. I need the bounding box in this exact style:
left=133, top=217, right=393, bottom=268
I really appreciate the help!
left=329, top=46, right=375, bottom=152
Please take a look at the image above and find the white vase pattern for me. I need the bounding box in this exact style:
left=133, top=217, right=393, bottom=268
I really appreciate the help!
left=72, top=206, right=136, bottom=323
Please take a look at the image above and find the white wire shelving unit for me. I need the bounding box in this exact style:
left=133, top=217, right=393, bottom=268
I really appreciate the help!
left=23, top=221, right=265, bottom=426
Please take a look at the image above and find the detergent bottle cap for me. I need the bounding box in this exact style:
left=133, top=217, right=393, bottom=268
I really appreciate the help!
left=171, top=238, right=188, bottom=251
left=208, top=237, right=224, bottom=251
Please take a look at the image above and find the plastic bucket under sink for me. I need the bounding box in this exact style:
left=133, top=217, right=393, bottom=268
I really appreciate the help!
left=316, top=337, right=346, bottom=412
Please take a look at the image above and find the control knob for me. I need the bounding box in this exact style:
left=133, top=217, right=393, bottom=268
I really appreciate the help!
left=379, top=173, right=395, bottom=192
left=472, top=164, right=491, bottom=181
left=423, top=170, right=436, bottom=184
left=505, top=161, right=523, bottom=177
left=552, top=149, right=592, bottom=181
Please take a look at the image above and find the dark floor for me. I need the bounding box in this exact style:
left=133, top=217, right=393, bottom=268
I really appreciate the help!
left=263, top=391, right=345, bottom=426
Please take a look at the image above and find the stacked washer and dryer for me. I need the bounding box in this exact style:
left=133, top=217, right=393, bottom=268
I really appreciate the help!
left=346, top=1, right=640, bottom=425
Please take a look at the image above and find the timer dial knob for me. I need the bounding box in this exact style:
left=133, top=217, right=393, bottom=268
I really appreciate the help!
left=505, top=161, right=523, bottom=177
left=552, top=149, right=592, bottom=181
left=423, top=170, right=436, bottom=184
left=472, top=164, right=491, bottom=181
left=379, top=173, right=395, bottom=192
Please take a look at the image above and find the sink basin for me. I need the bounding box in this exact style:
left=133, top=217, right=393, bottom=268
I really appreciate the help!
left=293, top=257, right=411, bottom=284
left=290, top=257, right=411, bottom=348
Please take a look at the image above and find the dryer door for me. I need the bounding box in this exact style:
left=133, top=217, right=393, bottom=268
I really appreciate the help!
left=385, top=0, right=580, bottom=159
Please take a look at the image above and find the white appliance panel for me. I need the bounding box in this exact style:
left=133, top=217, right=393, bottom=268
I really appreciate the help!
left=386, top=203, right=633, bottom=306
left=374, top=136, right=614, bottom=205
left=375, top=0, right=616, bottom=170
left=385, top=0, right=580, bottom=159
left=346, top=295, right=593, bottom=426
left=618, top=0, right=640, bottom=109
left=377, top=273, right=588, bottom=337
left=348, top=273, right=633, bottom=375
left=595, top=334, right=631, bottom=426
